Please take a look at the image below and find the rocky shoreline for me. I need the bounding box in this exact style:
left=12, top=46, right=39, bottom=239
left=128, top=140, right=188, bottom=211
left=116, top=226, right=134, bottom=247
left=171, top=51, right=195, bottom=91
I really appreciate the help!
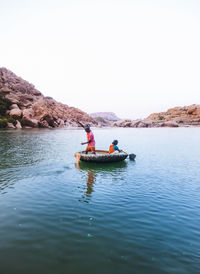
left=0, top=68, right=97, bottom=129
left=0, top=67, right=199, bottom=129
left=112, top=105, right=200, bottom=128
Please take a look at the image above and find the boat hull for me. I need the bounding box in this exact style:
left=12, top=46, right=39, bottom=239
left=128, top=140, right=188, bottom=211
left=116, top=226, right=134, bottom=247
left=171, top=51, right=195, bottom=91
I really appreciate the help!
left=75, top=150, right=128, bottom=163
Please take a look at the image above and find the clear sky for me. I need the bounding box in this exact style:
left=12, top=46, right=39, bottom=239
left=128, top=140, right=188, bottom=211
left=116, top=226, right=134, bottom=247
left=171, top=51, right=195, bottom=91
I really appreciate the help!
left=1, top=0, right=200, bottom=119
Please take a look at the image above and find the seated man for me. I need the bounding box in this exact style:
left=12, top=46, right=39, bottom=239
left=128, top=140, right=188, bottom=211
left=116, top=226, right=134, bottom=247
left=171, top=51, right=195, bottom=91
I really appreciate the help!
left=109, top=140, right=120, bottom=154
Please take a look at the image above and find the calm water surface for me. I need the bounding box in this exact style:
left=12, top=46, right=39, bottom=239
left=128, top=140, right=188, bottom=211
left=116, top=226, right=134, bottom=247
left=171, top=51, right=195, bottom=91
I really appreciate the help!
left=0, top=128, right=200, bottom=274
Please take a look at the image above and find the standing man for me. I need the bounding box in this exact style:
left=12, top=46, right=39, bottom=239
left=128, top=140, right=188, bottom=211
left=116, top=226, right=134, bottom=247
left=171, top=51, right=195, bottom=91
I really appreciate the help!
left=77, top=122, right=96, bottom=154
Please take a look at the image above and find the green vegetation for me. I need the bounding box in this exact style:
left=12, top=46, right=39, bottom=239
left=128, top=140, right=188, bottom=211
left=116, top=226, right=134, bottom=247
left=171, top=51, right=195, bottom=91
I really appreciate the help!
left=0, top=95, right=18, bottom=128
left=0, top=118, right=8, bottom=128
left=18, top=118, right=26, bottom=127
left=0, top=95, right=12, bottom=117
left=158, top=115, right=165, bottom=121
left=0, top=117, right=17, bottom=128
left=7, top=117, right=17, bottom=126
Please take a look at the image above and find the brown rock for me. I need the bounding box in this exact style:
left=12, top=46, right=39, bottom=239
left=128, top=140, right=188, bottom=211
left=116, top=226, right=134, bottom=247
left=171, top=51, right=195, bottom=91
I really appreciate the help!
left=15, top=120, right=22, bottom=129
left=160, top=121, right=179, bottom=127
left=112, top=120, right=132, bottom=127
left=146, top=104, right=200, bottom=126
left=137, top=121, right=148, bottom=128
left=41, top=114, right=56, bottom=127
left=10, top=108, right=22, bottom=119
left=0, top=67, right=96, bottom=128
left=130, top=120, right=141, bottom=127
left=7, top=122, right=15, bottom=128
left=10, top=104, right=19, bottom=109
left=4, top=95, right=20, bottom=104
left=22, top=117, right=38, bottom=127
left=0, top=86, right=11, bottom=94
left=124, top=121, right=133, bottom=127
left=2, top=67, right=198, bottom=129
left=38, top=120, right=50, bottom=128
left=32, top=90, right=42, bottom=96
left=187, top=105, right=196, bottom=114
left=22, top=108, right=34, bottom=118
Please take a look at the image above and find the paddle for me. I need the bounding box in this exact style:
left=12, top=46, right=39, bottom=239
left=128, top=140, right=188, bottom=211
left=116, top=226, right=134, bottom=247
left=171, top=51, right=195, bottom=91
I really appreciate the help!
left=129, top=153, right=136, bottom=160
left=77, top=121, right=85, bottom=128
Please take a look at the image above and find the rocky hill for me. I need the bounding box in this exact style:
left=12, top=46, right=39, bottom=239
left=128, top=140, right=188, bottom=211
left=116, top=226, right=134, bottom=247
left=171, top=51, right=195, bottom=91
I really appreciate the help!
left=113, top=104, right=200, bottom=128
left=146, top=105, right=200, bottom=125
left=0, top=68, right=97, bottom=128
left=90, top=112, right=120, bottom=121
left=1, top=68, right=199, bottom=129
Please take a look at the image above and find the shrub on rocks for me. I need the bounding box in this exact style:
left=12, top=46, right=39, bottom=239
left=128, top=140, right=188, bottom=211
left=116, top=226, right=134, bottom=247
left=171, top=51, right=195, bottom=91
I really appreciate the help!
left=0, top=95, right=12, bottom=116
left=0, top=117, right=16, bottom=128
left=0, top=118, right=8, bottom=128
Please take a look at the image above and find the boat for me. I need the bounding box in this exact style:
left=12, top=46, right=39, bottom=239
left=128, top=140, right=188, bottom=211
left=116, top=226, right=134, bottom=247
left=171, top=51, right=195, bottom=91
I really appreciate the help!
left=75, top=150, right=128, bottom=163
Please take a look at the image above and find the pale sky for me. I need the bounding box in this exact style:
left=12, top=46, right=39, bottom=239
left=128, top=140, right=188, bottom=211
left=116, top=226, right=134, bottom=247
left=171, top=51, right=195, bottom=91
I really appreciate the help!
left=1, top=0, right=200, bottom=119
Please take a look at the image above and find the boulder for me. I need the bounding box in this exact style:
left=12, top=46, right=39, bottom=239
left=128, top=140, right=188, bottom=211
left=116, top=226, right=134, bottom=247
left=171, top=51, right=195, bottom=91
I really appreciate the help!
left=15, top=120, right=22, bottom=129
left=22, top=108, right=34, bottom=118
left=187, top=105, right=197, bottom=114
left=41, top=114, right=58, bottom=127
left=130, top=120, right=141, bottom=127
left=160, top=121, right=179, bottom=127
left=32, top=90, right=42, bottom=96
left=22, top=108, right=38, bottom=127
left=124, top=121, right=133, bottom=127
left=38, top=120, right=50, bottom=128
left=18, top=98, right=32, bottom=108
left=9, top=108, right=22, bottom=119
left=112, top=119, right=132, bottom=127
left=0, top=87, right=11, bottom=94
left=10, top=104, right=19, bottom=109
left=22, top=117, right=39, bottom=127
left=57, top=119, right=65, bottom=127
left=4, top=95, right=20, bottom=104
left=137, top=121, right=148, bottom=128
left=7, top=122, right=15, bottom=128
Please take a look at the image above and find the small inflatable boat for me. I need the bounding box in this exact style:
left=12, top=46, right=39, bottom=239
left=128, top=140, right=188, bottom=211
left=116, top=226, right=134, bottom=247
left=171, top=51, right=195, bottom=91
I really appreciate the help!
left=75, top=150, right=128, bottom=163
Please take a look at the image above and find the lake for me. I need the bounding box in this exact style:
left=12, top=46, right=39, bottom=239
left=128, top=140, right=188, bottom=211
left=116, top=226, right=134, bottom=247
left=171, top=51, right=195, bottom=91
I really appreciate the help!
left=0, top=128, right=199, bottom=274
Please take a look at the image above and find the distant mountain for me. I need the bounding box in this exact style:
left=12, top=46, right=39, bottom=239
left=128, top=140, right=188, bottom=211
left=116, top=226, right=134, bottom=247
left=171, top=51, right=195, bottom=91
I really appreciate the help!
left=90, top=112, right=120, bottom=121
left=0, top=67, right=97, bottom=128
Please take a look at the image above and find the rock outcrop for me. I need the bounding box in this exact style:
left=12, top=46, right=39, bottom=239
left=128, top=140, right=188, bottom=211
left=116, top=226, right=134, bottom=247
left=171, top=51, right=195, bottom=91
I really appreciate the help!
left=146, top=105, right=200, bottom=126
left=113, top=105, right=200, bottom=128
left=1, top=67, right=199, bottom=129
left=0, top=67, right=98, bottom=128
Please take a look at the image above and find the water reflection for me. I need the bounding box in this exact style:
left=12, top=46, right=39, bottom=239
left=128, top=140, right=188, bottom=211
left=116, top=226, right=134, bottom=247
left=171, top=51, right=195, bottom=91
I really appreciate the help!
left=75, top=161, right=128, bottom=199
left=75, top=162, right=96, bottom=195
left=86, top=171, right=95, bottom=194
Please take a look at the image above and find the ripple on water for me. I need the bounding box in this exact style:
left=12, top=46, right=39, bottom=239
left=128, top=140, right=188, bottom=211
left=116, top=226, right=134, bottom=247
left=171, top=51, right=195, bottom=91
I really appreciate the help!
left=0, top=128, right=200, bottom=274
